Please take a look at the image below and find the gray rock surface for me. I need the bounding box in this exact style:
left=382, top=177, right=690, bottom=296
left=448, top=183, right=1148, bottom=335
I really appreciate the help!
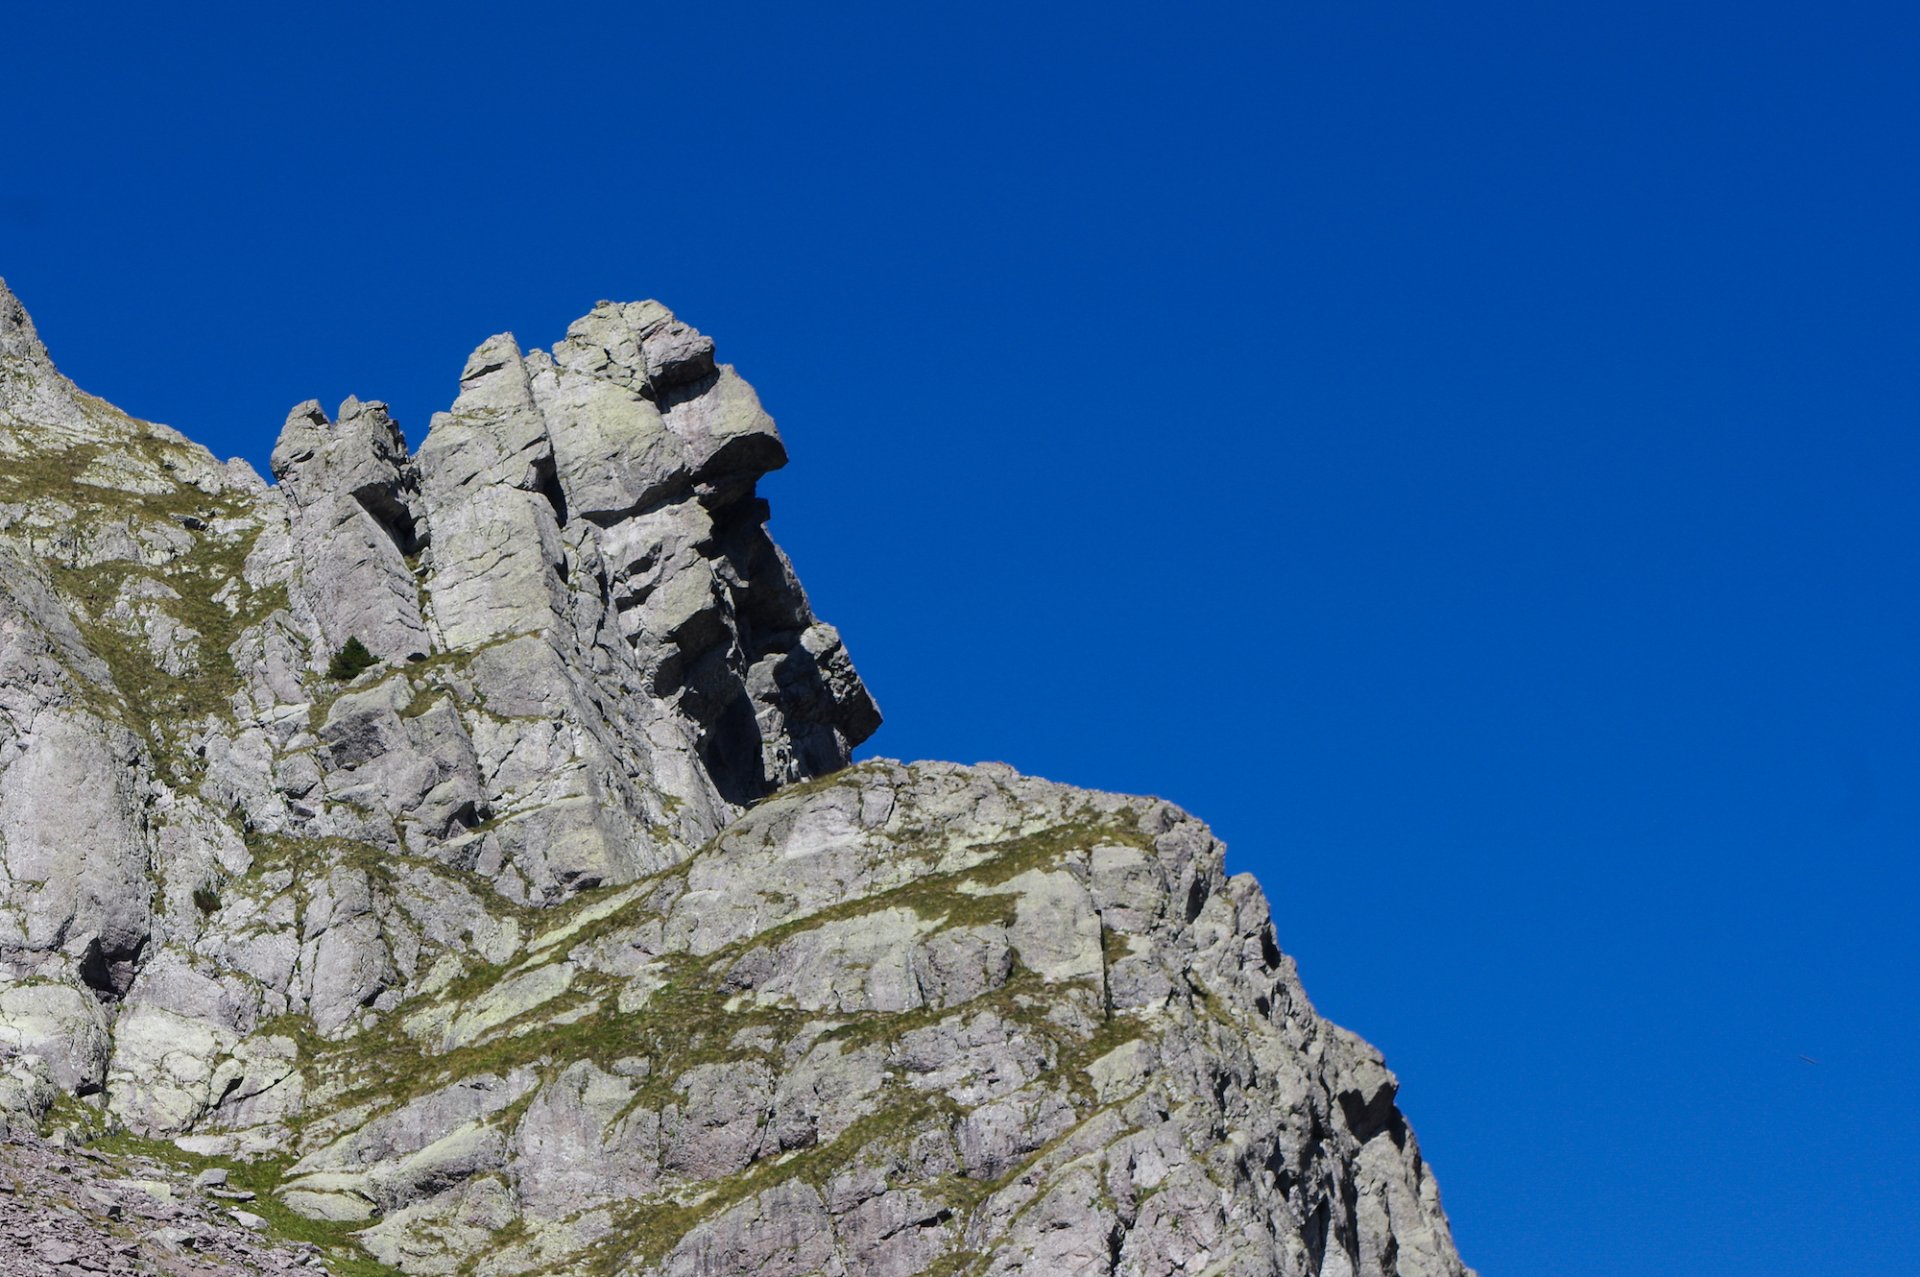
left=0, top=1128, right=327, bottom=1275
left=0, top=276, right=1471, bottom=1276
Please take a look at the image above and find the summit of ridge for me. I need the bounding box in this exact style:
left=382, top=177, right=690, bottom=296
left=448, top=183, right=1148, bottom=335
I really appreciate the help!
left=0, top=275, right=48, bottom=365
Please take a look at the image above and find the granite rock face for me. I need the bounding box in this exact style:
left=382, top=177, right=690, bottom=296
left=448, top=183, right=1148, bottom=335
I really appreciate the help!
left=0, top=277, right=1471, bottom=1277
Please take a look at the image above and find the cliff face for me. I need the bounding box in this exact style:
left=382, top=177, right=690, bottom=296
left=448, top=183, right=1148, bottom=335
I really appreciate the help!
left=0, top=279, right=1472, bottom=1277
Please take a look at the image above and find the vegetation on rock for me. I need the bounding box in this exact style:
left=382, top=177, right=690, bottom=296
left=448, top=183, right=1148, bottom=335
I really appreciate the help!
left=0, top=277, right=1472, bottom=1277
left=326, top=635, right=379, bottom=682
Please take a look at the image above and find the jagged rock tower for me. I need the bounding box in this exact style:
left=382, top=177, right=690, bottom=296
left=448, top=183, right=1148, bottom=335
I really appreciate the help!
left=0, top=279, right=1472, bottom=1277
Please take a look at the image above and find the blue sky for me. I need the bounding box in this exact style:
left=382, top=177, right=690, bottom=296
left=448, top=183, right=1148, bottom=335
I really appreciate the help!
left=4, top=3, right=1916, bottom=1271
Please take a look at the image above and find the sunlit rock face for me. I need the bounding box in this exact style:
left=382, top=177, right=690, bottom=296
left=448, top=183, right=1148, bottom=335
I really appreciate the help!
left=0, top=277, right=1469, bottom=1277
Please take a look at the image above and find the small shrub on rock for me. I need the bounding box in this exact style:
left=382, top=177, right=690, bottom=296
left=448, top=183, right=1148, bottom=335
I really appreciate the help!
left=327, top=636, right=379, bottom=682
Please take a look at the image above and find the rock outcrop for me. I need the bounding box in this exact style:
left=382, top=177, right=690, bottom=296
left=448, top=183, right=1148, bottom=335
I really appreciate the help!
left=0, top=277, right=1472, bottom=1277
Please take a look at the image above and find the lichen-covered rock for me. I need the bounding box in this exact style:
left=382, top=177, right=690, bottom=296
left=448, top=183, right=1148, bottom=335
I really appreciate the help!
left=0, top=276, right=1472, bottom=1277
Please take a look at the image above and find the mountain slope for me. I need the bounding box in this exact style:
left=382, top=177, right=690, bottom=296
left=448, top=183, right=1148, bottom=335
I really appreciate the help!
left=0, top=278, right=1472, bottom=1277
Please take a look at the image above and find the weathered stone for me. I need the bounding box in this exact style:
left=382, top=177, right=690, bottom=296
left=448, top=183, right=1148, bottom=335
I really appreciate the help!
left=0, top=981, right=111, bottom=1092
left=271, top=397, right=429, bottom=665
left=0, top=279, right=1472, bottom=1277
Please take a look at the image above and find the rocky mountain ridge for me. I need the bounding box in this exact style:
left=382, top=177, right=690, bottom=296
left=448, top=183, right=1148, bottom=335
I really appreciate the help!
left=0, top=278, right=1472, bottom=1277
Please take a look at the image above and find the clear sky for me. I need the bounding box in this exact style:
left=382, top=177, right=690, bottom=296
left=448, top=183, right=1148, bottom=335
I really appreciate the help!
left=4, top=3, right=1916, bottom=1272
